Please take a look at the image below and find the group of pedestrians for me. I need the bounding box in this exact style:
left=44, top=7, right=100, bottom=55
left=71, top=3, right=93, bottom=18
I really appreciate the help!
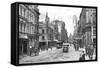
left=79, top=47, right=95, bottom=61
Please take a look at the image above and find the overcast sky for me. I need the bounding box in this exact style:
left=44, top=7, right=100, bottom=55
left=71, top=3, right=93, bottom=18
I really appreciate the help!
left=39, top=5, right=82, bottom=37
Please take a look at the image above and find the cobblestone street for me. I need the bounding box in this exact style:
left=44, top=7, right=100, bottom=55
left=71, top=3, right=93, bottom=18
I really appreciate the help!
left=19, top=44, right=82, bottom=64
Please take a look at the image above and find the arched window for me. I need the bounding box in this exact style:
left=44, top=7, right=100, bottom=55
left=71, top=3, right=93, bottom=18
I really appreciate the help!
left=22, top=8, right=24, bottom=17
left=19, top=6, right=21, bottom=16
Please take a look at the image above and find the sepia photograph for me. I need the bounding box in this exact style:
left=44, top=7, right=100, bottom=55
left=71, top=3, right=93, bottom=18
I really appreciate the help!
left=18, top=3, right=97, bottom=64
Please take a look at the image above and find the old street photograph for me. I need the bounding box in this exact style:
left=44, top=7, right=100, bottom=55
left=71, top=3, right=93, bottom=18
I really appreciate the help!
left=18, top=4, right=97, bottom=64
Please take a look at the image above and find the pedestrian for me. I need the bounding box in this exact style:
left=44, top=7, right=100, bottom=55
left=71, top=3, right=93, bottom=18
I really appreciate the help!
left=79, top=54, right=82, bottom=61
left=79, top=51, right=85, bottom=61
left=82, top=51, right=85, bottom=60
left=29, top=46, right=32, bottom=56
left=88, top=45, right=93, bottom=60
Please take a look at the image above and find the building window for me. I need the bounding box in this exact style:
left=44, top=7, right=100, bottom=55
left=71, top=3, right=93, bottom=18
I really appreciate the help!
left=32, top=26, right=34, bottom=34
left=21, top=7, right=26, bottom=17
left=31, top=26, right=33, bottom=34
left=27, top=24, right=29, bottom=33
left=93, top=30, right=96, bottom=35
left=25, top=10, right=27, bottom=19
left=20, top=23, right=23, bottom=32
left=93, top=39, right=96, bottom=44
left=19, top=6, right=21, bottom=16
left=29, top=25, right=31, bottom=34
left=22, top=8, right=24, bottom=17
left=19, top=23, right=21, bottom=32
left=22, top=23, right=24, bottom=33
left=29, top=13, right=31, bottom=22
left=33, top=15, right=35, bottom=24
left=42, top=36, right=45, bottom=40
left=27, top=11, right=29, bottom=21
left=93, top=27, right=96, bottom=30
left=93, top=20, right=96, bottom=25
left=83, top=14, right=85, bottom=18
left=86, top=12, right=89, bottom=23
left=24, top=24, right=27, bottom=33
left=42, top=29, right=44, bottom=34
left=24, top=9, right=26, bottom=17
left=31, top=15, right=32, bottom=22
left=25, top=24, right=27, bottom=33
left=23, top=24, right=25, bottom=33
left=31, top=15, right=33, bottom=22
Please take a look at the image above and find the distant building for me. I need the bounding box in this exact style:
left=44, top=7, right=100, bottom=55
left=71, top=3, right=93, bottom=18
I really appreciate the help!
left=61, top=21, right=68, bottom=42
left=39, top=13, right=68, bottom=49
left=19, top=4, right=40, bottom=56
left=51, top=20, right=59, bottom=41
left=68, top=33, right=73, bottom=43
left=51, top=20, right=68, bottom=42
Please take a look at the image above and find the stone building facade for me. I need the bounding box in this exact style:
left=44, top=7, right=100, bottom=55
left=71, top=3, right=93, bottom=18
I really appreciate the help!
left=39, top=13, right=55, bottom=50
left=77, top=8, right=96, bottom=50
left=51, top=20, right=68, bottom=42
left=19, top=4, right=40, bottom=56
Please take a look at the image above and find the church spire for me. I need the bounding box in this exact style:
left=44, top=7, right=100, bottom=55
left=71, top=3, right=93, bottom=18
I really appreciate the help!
left=46, top=12, right=48, bottom=18
left=45, top=12, right=49, bottom=22
left=45, top=12, right=49, bottom=26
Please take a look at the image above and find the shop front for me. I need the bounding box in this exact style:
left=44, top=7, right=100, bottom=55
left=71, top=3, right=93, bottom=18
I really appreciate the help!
left=19, top=34, right=29, bottom=57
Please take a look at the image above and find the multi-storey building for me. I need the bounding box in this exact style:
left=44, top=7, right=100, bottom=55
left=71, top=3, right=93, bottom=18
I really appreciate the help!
left=85, top=8, right=96, bottom=48
left=19, top=4, right=40, bottom=56
left=51, top=20, right=59, bottom=41
left=78, top=8, right=96, bottom=50
left=39, top=13, right=68, bottom=50
left=39, top=22, right=47, bottom=49
left=51, top=20, right=68, bottom=42
left=39, top=13, right=55, bottom=50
